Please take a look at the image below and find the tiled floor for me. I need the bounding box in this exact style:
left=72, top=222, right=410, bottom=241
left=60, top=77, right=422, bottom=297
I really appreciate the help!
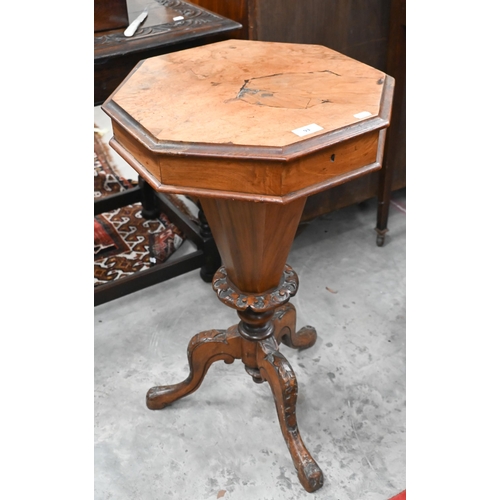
left=94, top=119, right=406, bottom=500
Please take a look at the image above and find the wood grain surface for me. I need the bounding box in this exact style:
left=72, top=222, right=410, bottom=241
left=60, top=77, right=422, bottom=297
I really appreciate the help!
left=111, top=39, right=386, bottom=148
left=200, top=196, right=306, bottom=292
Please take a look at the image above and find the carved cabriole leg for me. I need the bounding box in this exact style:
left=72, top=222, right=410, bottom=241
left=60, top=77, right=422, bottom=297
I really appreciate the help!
left=257, top=336, right=324, bottom=493
left=245, top=303, right=318, bottom=383
left=146, top=261, right=323, bottom=492
left=273, top=303, right=318, bottom=350
left=209, top=265, right=323, bottom=491
left=146, top=326, right=242, bottom=409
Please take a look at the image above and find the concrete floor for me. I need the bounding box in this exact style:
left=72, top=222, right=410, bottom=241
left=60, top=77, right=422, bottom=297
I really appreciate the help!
left=94, top=153, right=406, bottom=499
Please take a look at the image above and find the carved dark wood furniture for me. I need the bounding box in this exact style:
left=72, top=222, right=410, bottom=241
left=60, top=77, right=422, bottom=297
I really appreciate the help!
left=102, top=39, right=394, bottom=492
left=94, top=0, right=241, bottom=306
left=95, top=0, right=241, bottom=106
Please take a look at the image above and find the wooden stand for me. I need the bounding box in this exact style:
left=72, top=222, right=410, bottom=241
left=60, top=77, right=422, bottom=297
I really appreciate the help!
left=103, top=39, right=394, bottom=492
left=147, top=275, right=323, bottom=491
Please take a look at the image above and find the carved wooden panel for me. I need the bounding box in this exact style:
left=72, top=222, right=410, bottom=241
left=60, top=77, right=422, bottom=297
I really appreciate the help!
left=94, top=0, right=241, bottom=59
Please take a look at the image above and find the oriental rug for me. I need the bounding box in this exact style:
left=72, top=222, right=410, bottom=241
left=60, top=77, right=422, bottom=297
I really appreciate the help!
left=94, top=128, right=195, bottom=288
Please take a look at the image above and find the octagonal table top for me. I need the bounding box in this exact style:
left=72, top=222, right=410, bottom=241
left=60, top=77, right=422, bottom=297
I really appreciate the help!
left=103, top=39, right=394, bottom=203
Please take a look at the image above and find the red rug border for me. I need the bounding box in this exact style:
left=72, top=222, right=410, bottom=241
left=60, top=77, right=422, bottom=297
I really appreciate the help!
left=389, top=490, right=406, bottom=500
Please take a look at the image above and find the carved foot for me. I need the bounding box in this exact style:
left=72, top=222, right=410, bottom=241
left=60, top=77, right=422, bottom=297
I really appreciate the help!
left=257, top=337, right=323, bottom=493
left=273, top=303, right=317, bottom=350
left=146, top=326, right=242, bottom=409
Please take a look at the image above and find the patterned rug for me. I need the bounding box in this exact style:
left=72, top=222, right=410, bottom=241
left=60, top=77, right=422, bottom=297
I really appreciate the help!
left=94, top=128, right=194, bottom=287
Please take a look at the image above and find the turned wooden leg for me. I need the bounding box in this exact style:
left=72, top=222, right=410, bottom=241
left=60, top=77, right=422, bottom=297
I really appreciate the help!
left=146, top=326, right=242, bottom=409
left=273, top=303, right=318, bottom=350
left=138, top=176, right=160, bottom=220
left=375, top=129, right=394, bottom=247
left=257, top=336, right=324, bottom=493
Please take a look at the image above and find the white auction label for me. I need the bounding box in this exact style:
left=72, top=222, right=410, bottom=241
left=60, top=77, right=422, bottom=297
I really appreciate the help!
left=292, top=123, right=324, bottom=137
left=354, top=111, right=372, bottom=119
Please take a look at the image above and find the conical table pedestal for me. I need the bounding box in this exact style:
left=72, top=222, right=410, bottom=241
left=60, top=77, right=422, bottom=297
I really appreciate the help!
left=103, top=39, right=394, bottom=493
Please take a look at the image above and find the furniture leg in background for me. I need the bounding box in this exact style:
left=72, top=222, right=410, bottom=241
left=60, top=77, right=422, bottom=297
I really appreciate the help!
left=138, top=176, right=160, bottom=219
left=197, top=201, right=222, bottom=283
left=375, top=0, right=406, bottom=246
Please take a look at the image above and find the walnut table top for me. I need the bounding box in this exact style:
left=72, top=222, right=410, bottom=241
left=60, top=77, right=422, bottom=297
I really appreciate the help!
left=103, top=39, right=394, bottom=204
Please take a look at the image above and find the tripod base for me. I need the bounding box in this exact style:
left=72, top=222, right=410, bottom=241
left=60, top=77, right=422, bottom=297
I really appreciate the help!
left=146, top=302, right=323, bottom=493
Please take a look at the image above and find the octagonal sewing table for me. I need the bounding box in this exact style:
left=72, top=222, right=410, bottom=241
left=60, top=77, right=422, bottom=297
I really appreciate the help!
left=102, top=39, right=394, bottom=493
